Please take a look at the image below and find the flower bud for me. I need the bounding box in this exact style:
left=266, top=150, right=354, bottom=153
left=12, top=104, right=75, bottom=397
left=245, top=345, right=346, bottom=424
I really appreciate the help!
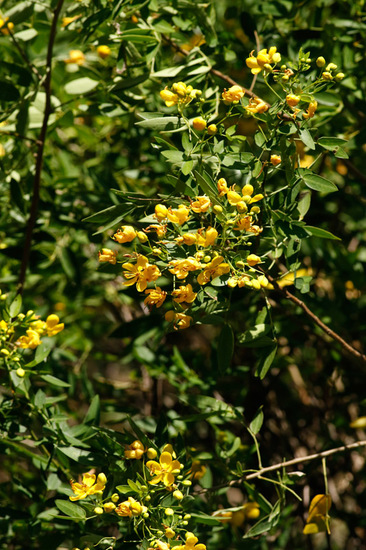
left=103, top=502, right=116, bottom=512
left=326, top=63, right=337, bottom=71
left=213, top=205, right=223, bottom=214
left=182, top=520, right=188, bottom=526
left=335, top=72, right=345, bottom=81
left=137, top=231, right=148, bottom=243
left=147, top=448, right=157, bottom=459
left=97, top=473, right=107, bottom=485
left=165, top=528, right=175, bottom=539
left=111, top=493, right=119, bottom=503
left=207, top=124, right=217, bottom=135
left=322, top=72, right=333, bottom=80
left=173, top=490, right=184, bottom=501
left=165, top=508, right=174, bottom=516
left=16, top=367, right=25, bottom=377
left=182, top=480, right=192, bottom=486
left=316, top=56, right=326, bottom=67
left=184, top=514, right=191, bottom=520
left=1, top=349, right=9, bottom=356
left=94, top=506, right=104, bottom=515
left=192, top=117, right=207, bottom=131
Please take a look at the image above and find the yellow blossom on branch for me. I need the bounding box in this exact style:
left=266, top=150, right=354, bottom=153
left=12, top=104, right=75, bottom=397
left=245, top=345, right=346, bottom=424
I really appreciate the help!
left=144, top=287, right=167, bottom=308
left=221, top=85, right=245, bottom=104
left=270, top=154, right=282, bottom=166
left=303, top=100, right=318, bottom=119
left=113, top=225, right=136, bottom=243
left=122, top=255, right=161, bottom=292
left=98, top=248, right=117, bottom=264
left=115, top=496, right=147, bottom=517
left=154, top=204, right=168, bottom=221
left=286, top=94, right=300, bottom=107
left=246, top=254, right=261, bottom=267
left=45, top=314, right=64, bottom=337
left=246, top=47, right=281, bottom=74
left=172, top=284, right=197, bottom=304
left=217, top=177, right=229, bottom=195
left=124, top=439, right=146, bottom=459
left=174, top=532, right=206, bottom=550
left=64, top=50, right=85, bottom=65
left=197, top=256, right=230, bottom=285
left=146, top=451, right=182, bottom=486
left=16, top=329, right=42, bottom=349
left=168, top=257, right=201, bottom=279
left=191, top=196, right=211, bottom=213
left=245, top=97, right=269, bottom=115
left=167, top=204, right=190, bottom=225
left=97, top=45, right=111, bottom=59
left=165, top=311, right=193, bottom=330
left=69, top=472, right=107, bottom=501
left=196, top=226, right=218, bottom=247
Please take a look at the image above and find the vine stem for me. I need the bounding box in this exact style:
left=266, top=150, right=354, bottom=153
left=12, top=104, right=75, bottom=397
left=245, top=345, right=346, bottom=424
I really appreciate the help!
left=265, top=272, right=366, bottom=363
left=17, top=0, right=65, bottom=294
left=195, top=439, right=366, bottom=494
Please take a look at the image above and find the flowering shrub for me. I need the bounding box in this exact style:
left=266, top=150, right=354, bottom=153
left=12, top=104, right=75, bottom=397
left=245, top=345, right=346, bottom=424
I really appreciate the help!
left=1, top=1, right=365, bottom=549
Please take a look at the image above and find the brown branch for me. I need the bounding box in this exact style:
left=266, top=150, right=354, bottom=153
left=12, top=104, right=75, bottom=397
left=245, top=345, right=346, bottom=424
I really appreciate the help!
left=196, top=439, right=366, bottom=494
left=17, top=0, right=65, bottom=294
left=7, top=26, right=42, bottom=82
left=266, top=273, right=366, bottom=363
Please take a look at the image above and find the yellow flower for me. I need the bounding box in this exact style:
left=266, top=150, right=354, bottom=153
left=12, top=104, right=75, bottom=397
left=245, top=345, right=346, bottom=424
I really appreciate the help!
left=172, top=284, right=197, bottom=304
left=98, top=248, right=117, bottom=264
left=167, top=204, right=190, bottom=225
left=64, top=50, right=85, bottom=65
left=115, top=497, right=147, bottom=517
left=286, top=94, right=300, bottom=107
left=144, top=287, right=167, bottom=308
left=122, top=255, right=161, bottom=292
left=146, top=451, right=182, bottom=486
left=227, top=188, right=242, bottom=206
left=174, top=532, right=206, bottom=550
left=104, top=502, right=116, bottom=512
left=270, top=154, right=281, bottom=166
left=146, top=224, right=167, bottom=239
left=221, top=85, right=245, bottom=104
left=191, top=196, right=211, bottom=213
left=189, top=460, right=206, bottom=480
left=245, top=97, right=269, bottom=115
left=160, top=89, right=179, bottom=107
left=168, top=257, right=201, bottom=279
left=196, top=226, right=218, bottom=247
left=30, top=319, right=46, bottom=334
left=124, top=439, right=146, bottom=459
left=16, top=329, right=42, bottom=349
left=192, top=117, right=207, bottom=131
left=155, top=204, right=168, bottom=221
left=61, top=15, right=81, bottom=27
left=165, top=311, right=193, bottom=330
left=113, top=225, right=136, bottom=243
left=249, top=194, right=263, bottom=204
left=303, top=494, right=331, bottom=535
left=45, top=314, right=64, bottom=337
left=0, top=17, right=14, bottom=35
left=246, top=254, right=261, bottom=266
left=148, top=542, right=171, bottom=550
left=217, top=178, right=228, bottom=195
left=0, top=320, right=8, bottom=332
left=69, top=472, right=107, bottom=501
left=97, top=45, right=111, bottom=59
left=197, top=256, right=230, bottom=285
left=246, top=47, right=281, bottom=74
left=176, top=233, right=197, bottom=246
left=303, top=100, right=318, bottom=120
left=165, top=527, right=176, bottom=539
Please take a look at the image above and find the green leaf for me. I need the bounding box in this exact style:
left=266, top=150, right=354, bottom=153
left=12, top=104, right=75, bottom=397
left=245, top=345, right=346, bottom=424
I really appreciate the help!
left=136, top=117, right=183, bottom=131
left=26, top=342, right=51, bottom=368
left=217, top=324, right=234, bottom=371
left=83, top=203, right=135, bottom=232
left=14, top=28, right=37, bottom=41
left=55, top=500, right=86, bottom=520
left=250, top=406, right=264, bottom=434
left=84, top=395, right=100, bottom=426
left=9, top=294, right=22, bottom=317
left=318, top=137, right=347, bottom=150
left=221, top=152, right=253, bottom=168
left=305, top=226, right=341, bottom=240
left=238, top=324, right=271, bottom=345
left=190, top=513, right=221, bottom=526
left=299, top=128, right=315, bottom=150
left=110, top=73, right=149, bottom=91
left=65, top=78, right=99, bottom=95
left=181, top=160, right=194, bottom=175
left=298, top=169, right=337, bottom=193
left=297, top=192, right=311, bottom=221
left=256, top=344, right=277, bottom=379
left=116, top=485, right=133, bottom=494
left=151, top=66, right=184, bottom=78
left=161, top=150, right=184, bottom=163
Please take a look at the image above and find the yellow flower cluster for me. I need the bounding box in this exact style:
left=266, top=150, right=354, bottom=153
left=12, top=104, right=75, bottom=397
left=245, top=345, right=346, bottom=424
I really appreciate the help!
left=69, top=472, right=107, bottom=501
left=146, top=450, right=182, bottom=486
left=16, top=314, right=64, bottom=349
left=160, top=82, right=202, bottom=108
left=0, top=16, right=14, bottom=34
left=246, top=47, right=281, bottom=74
left=115, top=497, right=147, bottom=517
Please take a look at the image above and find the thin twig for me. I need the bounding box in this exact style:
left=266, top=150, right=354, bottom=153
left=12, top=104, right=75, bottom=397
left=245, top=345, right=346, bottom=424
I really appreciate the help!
left=7, top=26, right=42, bottom=81
left=266, top=273, right=366, bottom=363
left=17, top=0, right=65, bottom=294
left=196, top=439, right=366, bottom=493
left=0, top=129, right=43, bottom=146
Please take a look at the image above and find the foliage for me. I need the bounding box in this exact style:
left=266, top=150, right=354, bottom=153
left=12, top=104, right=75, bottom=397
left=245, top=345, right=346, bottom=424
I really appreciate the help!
left=1, top=1, right=366, bottom=549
